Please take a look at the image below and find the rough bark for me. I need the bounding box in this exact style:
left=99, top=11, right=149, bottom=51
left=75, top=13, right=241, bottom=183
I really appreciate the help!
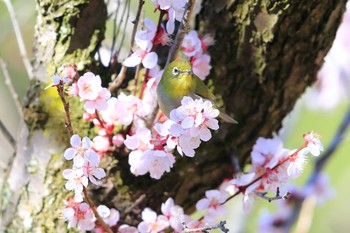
left=1, top=0, right=346, bottom=231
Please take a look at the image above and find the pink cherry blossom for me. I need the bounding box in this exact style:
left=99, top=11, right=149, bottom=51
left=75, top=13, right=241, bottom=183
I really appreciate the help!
left=182, top=30, right=202, bottom=57
left=138, top=208, right=169, bottom=233
left=141, top=150, right=175, bottom=179
left=96, top=205, right=120, bottom=227
left=191, top=53, right=212, bottom=80
left=161, top=198, right=187, bottom=231
left=77, top=72, right=103, bottom=100
left=61, top=64, right=77, bottom=79
left=93, top=135, right=110, bottom=154
left=64, top=134, right=100, bottom=167
left=112, top=134, right=125, bottom=147
left=82, top=161, right=106, bottom=185
left=303, top=132, right=324, bottom=156
left=63, top=201, right=95, bottom=231
left=118, top=224, right=138, bottom=233
left=62, top=168, right=88, bottom=202
left=151, top=0, right=186, bottom=34
left=84, top=88, right=111, bottom=113
left=196, top=189, right=228, bottom=223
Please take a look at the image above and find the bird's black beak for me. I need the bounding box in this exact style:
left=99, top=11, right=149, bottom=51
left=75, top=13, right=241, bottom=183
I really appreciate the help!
left=186, top=70, right=193, bottom=75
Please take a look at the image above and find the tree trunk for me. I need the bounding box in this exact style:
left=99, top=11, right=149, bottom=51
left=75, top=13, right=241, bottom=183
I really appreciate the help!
left=1, top=0, right=346, bottom=231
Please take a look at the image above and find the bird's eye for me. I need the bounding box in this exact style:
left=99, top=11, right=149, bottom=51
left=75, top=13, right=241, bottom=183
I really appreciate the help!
left=172, top=67, right=180, bottom=76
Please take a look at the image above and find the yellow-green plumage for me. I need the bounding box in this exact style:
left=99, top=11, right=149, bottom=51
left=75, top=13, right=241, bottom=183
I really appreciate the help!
left=157, top=60, right=237, bottom=124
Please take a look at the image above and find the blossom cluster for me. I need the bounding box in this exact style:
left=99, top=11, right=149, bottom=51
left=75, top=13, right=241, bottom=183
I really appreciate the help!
left=124, top=96, right=221, bottom=179
left=219, top=132, right=324, bottom=210
left=62, top=198, right=134, bottom=232
left=181, top=30, right=214, bottom=80
left=137, top=197, right=206, bottom=233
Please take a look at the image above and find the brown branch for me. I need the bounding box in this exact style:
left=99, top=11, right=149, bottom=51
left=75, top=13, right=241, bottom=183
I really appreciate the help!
left=166, top=0, right=196, bottom=65
left=123, top=194, right=146, bottom=215
left=57, top=85, right=74, bottom=136
left=83, top=188, right=113, bottom=233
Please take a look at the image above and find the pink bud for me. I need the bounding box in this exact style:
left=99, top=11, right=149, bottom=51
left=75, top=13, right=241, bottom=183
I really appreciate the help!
left=112, top=134, right=125, bottom=147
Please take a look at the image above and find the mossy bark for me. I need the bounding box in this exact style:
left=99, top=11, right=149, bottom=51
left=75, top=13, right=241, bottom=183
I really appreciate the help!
left=1, top=0, right=346, bottom=231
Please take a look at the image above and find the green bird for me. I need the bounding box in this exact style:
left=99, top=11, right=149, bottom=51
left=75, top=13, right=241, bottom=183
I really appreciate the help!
left=156, top=60, right=237, bottom=124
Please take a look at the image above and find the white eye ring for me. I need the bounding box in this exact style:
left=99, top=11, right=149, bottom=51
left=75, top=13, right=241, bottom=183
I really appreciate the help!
left=172, top=67, right=180, bottom=76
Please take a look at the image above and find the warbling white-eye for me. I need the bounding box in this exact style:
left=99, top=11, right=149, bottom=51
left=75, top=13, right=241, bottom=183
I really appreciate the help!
left=157, top=60, right=237, bottom=124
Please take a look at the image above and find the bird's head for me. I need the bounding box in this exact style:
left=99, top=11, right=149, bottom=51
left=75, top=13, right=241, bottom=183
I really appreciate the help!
left=160, top=60, right=195, bottom=97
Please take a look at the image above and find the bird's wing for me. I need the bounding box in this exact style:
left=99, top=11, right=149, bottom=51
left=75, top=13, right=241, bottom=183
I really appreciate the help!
left=194, top=75, right=216, bottom=101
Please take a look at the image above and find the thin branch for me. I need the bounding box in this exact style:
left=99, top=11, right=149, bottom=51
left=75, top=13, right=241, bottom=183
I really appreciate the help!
left=166, top=0, right=196, bottom=65
left=123, top=194, right=146, bottom=214
left=83, top=188, right=113, bottom=233
left=3, top=0, right=33, bottom=80
left=56, top=85, right=74, bottom=136
left=0, top=57, right=23, bottom=118
left=110, top=0, right=121, bottom=64
left=0, top=120, right=16, bottom=149
left=254, top=187, right=290, bottom=202
left=182, top=221, right=229, bottom=233
left=109, top=0, right=144, bottom=93
left=115, top=0, right=131, bottom=62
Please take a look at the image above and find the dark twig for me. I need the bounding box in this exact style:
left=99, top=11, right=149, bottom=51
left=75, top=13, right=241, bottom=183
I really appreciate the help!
left=166, top=0, right=196, bottom=65
left=182, top=221, right=229, bottom=233
left=115, top=0, right=131, bottom=61
left=0, top=120, right=16, bottom=149
left=254, top=187, right=290, bottom=202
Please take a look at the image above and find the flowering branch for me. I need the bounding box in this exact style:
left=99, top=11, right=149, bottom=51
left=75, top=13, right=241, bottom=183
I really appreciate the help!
left=83, top=188, right=113, bottom=233
left=284, top=105, right=350, bottom=231
left=181, top=220, right=229, bottom=233
left=166, top=0, right=196, bottom=65
left=55, top=78, right=112, bottom=233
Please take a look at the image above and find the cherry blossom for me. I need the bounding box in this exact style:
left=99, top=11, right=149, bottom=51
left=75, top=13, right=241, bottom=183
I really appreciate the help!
left=82, top=161, right=106, bottom=185
left=62, top=168, right=88, bottom=202
left=161, top=197, right=188, bottom=231
left=151, top=0, right=187, bottom=34
left=303, top=132, right=324, bottom=156
left=196, top=189, right=228, bottom=223
left=63, top=201, right=95, bottom=231
left=77, top=72, right=103, bottom=101
left=95, top=205, right=120, bottom=229
left=84, top=87, right=111, bottom=113
left=138, top=208, right=169, bottom=233
left=64, top=134, right=100, bottom=168
left=182, top=30, right=202, bottom=57
left=118, top=224, right=138, bottom=233
left=191, top=53, right=212, bottom=80
left=61, top=64, right=77, bottom=79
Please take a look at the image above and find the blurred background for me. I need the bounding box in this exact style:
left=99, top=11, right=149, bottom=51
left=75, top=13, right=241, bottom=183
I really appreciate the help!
left=0, top=0, right=349, bottom=232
